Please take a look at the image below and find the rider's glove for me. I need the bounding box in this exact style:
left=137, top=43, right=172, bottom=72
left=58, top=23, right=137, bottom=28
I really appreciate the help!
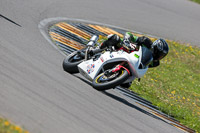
left=122, top=39, right=136, bottom=51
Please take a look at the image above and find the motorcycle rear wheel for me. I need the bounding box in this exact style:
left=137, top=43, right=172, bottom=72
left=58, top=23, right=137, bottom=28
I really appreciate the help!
left=63, top=49, right=85, bottom=74
left=92, top=69, right=129, bottom=91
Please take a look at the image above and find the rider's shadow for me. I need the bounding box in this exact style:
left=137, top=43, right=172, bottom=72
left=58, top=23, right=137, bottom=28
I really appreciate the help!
left=101, top=91, right=167, bottom=122
left=73, top=74, right=168, bottom=124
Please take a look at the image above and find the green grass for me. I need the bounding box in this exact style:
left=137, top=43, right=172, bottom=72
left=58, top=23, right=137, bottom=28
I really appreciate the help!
left=191, top=0, right=200, bottom=4
left=0, top=117, right=28, bottom=133
left=130, top=40, right=200, bottom=132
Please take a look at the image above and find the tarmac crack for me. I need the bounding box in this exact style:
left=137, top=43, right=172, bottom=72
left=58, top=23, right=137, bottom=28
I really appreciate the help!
left=0, top=14, right=22, bottom=27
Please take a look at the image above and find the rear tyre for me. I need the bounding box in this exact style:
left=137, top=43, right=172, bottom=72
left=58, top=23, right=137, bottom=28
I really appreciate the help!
left=92, top=69, right=129, bottom=91
left=63, top=50, right=85, bottom=74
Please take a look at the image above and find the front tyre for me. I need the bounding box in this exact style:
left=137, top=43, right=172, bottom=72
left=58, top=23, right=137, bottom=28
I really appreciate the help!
left=63, top=50, right=85, bottom=74
left=92, top=69, right=129, bottom=91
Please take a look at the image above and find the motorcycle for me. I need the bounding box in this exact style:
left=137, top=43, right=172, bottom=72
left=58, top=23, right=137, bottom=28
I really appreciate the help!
left=63, top=35, right=153, bottom=91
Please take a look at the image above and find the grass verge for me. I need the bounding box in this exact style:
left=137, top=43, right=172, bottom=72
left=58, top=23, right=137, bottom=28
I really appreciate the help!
left=190, top=0, right=200, bottom=4
left=130, top=40, right=200, bottom=132
left=0, top=117, right=29, bottom=133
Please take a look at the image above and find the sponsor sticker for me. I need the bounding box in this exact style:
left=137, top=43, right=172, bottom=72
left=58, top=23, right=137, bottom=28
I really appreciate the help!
left=110, top=54, right=114, bottom=58
left=100, top=56, right=104, bottom=62
left=134, top=54, right=140, bottom=58
left=87, top=64, right=95, bottom=74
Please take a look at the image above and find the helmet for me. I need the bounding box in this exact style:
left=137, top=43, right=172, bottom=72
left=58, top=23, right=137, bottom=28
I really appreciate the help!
left=152, top=39, right=169, bottom=60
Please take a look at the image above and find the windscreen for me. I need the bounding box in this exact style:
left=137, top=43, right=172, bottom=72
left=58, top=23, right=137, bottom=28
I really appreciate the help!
left=140, top=47, right=153, bottom=68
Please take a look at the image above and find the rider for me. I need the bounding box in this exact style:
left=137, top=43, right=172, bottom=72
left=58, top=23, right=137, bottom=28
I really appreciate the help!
left=97, top=32, right=169, bottom=68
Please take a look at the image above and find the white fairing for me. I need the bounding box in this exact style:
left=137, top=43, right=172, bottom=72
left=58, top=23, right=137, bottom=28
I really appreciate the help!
left=78, top=46, right=148, bottom=82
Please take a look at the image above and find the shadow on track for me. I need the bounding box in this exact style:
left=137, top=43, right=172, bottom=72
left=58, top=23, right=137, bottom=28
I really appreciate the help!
left=101, top=91, right=168, bottom=124
left=73, top=74, right=168, bottom=124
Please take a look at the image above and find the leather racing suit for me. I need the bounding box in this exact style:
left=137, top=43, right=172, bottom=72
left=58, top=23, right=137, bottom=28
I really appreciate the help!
left=100, top=32, right=159, bottom=68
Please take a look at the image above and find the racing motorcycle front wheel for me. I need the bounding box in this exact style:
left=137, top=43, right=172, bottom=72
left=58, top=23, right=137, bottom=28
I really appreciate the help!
left=63, top=49, right=86, bottom=74
left=92, top=69, right=129, bottom=91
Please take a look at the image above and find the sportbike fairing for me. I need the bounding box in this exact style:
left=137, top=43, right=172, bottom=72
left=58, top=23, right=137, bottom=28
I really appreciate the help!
left=78, top=46, right=148, bottom=82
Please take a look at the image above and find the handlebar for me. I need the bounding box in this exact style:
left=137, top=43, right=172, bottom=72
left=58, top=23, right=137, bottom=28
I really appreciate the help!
left=90, top=48, right=105, bottom=55
left=87, top=35, right=99, bottom=46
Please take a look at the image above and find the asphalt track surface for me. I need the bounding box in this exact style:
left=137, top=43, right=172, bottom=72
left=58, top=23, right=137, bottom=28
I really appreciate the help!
left=0, top=0, right=199, bottom=133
